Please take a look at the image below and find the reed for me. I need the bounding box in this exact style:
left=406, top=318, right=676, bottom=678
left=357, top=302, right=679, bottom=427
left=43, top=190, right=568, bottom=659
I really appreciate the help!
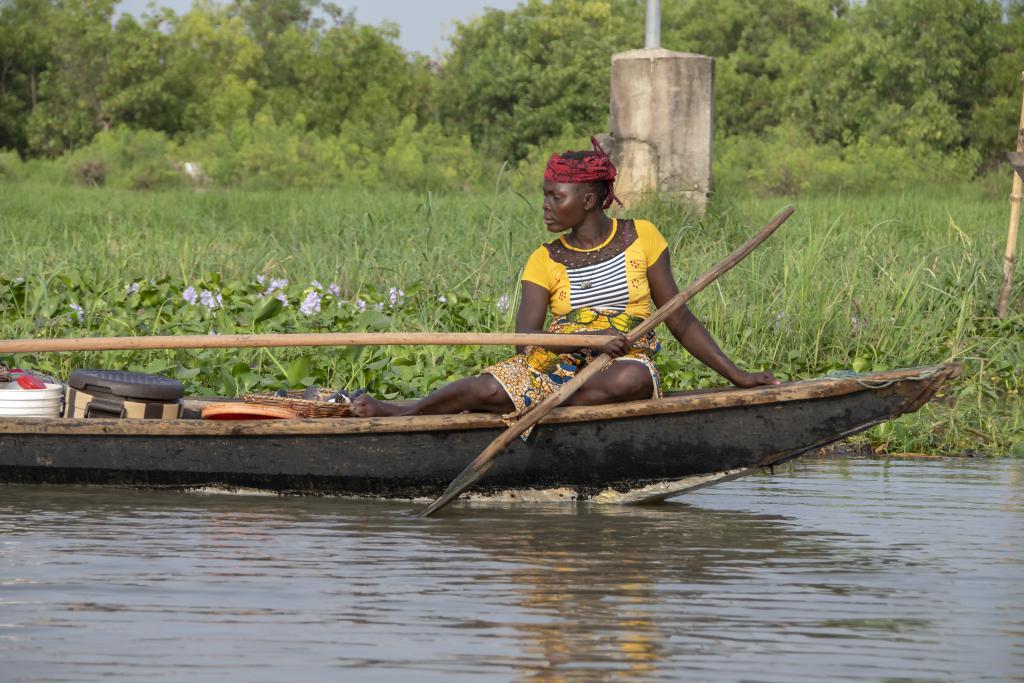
left=1, top=180, right=1021, bottom=455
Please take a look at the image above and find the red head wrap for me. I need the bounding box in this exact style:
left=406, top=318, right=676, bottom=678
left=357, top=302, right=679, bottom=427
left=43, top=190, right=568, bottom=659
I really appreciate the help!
left=544, top=136, right=622, bottom=209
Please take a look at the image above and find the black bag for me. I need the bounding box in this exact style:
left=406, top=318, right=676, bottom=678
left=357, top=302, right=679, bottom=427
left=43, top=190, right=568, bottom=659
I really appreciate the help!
left=65, top=369, right=184, bottom=419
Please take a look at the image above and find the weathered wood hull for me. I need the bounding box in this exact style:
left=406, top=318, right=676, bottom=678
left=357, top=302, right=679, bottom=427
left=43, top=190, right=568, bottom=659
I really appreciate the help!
left=0, top=365, right=960, bottom=501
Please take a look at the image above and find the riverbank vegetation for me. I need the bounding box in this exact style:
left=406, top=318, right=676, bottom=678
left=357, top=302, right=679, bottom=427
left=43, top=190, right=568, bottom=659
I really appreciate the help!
left=1, top=0, right=1022, bottom=456
left=1, top=181, right=1021, bottom=456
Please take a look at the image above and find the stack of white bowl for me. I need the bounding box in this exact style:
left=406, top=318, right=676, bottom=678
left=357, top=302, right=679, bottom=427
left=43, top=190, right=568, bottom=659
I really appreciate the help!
left=0, top=382, right=64, bottom=418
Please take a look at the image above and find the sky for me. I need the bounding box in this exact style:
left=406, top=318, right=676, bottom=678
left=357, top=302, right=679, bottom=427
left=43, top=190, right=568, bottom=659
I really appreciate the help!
left=116, top=0, right=523, bottom=56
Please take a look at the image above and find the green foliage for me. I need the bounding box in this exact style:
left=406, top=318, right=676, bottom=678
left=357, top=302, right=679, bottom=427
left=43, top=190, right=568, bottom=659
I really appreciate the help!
left=170, top=109, right=487, bottom=190
left=715, top=123, right=981, bottom=196
left=0, top=150, right=22, bottom=180
left=437, top=0, right=640, bottom=161
left=2, top=0, right=1022, bottom=187
left=0, top=0, right=52, bottom=153
left=378, top=117, right=486, bottom=193
left=64, top=128, right=183, bottom=190
left=802, top=0, right=1002, bottom=152
left=966, top=2, right=1024, bottom=169
left=661, top=0, right=841, bottom=137
left=0, top=181, right=1021, bottom=453
left=21, top=0, right=118, bottom=156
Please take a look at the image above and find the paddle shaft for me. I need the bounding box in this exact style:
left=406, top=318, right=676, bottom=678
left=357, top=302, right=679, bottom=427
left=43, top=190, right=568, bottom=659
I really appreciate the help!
left=0, top=332, right=614, bottom=354
left=418, top=206, right=796, bottom=517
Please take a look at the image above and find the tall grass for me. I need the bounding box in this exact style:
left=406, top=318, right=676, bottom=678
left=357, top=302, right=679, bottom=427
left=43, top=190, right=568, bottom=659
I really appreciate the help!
left=1, top=180, right=1021, bottom=455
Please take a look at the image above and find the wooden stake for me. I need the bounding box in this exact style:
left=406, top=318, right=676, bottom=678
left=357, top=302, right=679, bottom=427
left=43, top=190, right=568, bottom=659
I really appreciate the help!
left=997, top=71, right=1024, bottom=319
left=418, top=206, right=796, bottom=517
left=0, top=332, right=614, bottom=354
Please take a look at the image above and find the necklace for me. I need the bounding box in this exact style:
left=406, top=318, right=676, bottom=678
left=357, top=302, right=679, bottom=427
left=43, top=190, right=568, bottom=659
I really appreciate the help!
left=562, top=219, right=617, bottom=253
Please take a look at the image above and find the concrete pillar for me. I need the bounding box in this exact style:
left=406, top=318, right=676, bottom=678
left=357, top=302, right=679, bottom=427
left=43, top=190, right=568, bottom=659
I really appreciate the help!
left=605, top=48, right=714, bottom=212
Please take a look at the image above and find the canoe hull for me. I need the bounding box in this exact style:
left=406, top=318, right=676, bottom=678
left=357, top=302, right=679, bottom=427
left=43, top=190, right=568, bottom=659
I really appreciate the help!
left=0, top=365, right=959, bottom=500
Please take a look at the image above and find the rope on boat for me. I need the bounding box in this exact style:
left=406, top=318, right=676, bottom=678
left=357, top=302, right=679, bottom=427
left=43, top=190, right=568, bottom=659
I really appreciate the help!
left=806, top=366, right=942, bottom=389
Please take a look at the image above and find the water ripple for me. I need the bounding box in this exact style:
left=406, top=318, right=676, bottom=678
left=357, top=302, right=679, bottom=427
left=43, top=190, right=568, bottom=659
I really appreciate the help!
left=1, top=457, right=1022, bottom=682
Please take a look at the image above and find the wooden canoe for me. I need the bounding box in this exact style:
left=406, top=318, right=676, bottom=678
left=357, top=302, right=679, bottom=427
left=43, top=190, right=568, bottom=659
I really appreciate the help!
left=0, top=364, right=961, bottom=503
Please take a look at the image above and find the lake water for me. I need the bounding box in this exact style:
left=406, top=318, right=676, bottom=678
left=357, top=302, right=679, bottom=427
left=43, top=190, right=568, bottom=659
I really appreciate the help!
left=1, top=456, right=1021, bottom=682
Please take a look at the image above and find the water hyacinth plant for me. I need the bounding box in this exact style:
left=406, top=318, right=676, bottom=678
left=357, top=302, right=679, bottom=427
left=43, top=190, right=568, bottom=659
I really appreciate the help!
left=299, top=291, right=321, bottom=316
left=199, top=290, right=222, bottom=310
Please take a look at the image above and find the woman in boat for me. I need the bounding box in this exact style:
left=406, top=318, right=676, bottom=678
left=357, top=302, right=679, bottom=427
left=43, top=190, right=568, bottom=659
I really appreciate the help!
left=351, top=138, right=776, bottom=419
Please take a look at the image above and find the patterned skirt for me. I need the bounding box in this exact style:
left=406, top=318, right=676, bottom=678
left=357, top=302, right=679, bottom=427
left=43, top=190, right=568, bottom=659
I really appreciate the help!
left=483, top=307, right=662, bottom=433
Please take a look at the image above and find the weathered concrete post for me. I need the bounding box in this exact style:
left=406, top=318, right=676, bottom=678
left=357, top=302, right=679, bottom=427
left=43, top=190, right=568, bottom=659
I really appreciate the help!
left=603, top=5, right=714, bottom=212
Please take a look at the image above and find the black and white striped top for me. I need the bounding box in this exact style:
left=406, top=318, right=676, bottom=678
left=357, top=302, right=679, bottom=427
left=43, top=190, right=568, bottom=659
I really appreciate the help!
left=521, top=218, right=669, bottom=317
left=566, top=251, right=629, bottom=310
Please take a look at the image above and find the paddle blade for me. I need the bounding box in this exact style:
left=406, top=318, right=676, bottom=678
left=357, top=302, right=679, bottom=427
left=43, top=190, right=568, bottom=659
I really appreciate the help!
left=417, top=460, right=495, bottom=518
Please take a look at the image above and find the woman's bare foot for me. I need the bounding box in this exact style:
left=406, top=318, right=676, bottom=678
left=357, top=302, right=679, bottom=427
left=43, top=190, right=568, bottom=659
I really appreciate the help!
left=350, top=393, right=404, bottom=417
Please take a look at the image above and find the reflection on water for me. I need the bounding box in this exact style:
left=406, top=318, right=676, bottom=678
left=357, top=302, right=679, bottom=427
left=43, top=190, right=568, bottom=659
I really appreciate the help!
left=1, top=457, right=1021, bottom=682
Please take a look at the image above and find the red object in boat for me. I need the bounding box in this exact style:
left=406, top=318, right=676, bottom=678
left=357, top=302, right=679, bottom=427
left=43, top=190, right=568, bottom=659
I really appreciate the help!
left=7, top=369, right=46, bottom=390
left=201, top=403, right=299, bottom=420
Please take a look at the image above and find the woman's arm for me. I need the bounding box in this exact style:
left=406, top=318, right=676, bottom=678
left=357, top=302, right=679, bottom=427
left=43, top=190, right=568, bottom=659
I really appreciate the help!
left=646, top=252, right=776, bottom=388
left=513, top=282, right=550, bottom=353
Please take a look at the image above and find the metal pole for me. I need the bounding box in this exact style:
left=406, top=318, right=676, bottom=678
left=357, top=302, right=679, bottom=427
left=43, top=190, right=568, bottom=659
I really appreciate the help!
left=645, top=0, right=661, bottom=49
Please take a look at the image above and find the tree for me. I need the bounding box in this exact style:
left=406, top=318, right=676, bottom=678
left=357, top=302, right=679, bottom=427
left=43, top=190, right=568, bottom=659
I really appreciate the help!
left=966, top=1, right=1024, bottom=167
left=0, top=0, right=52, bottom=154
left=661, top=0, right=842, bottom=136
left=437, top=0, right=641, bottom=162
left=804, top=0, right=1003, bottom=152
left=23, top=0, right=121, bottom=156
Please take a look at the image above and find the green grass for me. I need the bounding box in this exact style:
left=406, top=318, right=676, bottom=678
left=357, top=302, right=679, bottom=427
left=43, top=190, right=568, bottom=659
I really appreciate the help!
left=1, top=180, right=1021, bottom=456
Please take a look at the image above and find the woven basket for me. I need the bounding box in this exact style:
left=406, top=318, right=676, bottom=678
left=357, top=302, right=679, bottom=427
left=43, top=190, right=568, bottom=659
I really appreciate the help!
left=242, top=389, right=352, bottom=418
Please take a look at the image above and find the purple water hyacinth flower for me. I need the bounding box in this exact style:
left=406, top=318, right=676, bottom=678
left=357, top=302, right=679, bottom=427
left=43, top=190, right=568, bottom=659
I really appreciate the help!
left=497, top=294, right=510, bottom=314
left=328, top=283, right=341, bottom=297
left=388, top=287, right=404, bottom=307
left=355, top=299, right=366, bottom=312
left=182, top=286, right=198, bottom=305
left=300, top=291, right=322, bottom=316
left=275, top=293, right=290, bottom=307
left=69, top=303, right=84, bottom=323
left=256, top=275, right=265, bottom=285
left=310, top=280, right=323, bottom=291
left=261, top=278, right=289, bottom=298
left=374, top=302, right=385, bottom=312
left=199, top=290, right=222, bottom=310
left=126, top=282, right=140, bottom=295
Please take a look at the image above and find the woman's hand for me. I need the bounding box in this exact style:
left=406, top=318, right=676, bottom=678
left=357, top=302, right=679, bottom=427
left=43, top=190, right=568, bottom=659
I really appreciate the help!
left=594, top=328, right=629, bottom=358
left=730, top=370, right=779, bottom=388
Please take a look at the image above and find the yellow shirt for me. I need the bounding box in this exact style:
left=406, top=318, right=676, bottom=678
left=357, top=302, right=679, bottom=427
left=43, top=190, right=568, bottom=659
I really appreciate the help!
left=521, top=219, right=669, bottom=318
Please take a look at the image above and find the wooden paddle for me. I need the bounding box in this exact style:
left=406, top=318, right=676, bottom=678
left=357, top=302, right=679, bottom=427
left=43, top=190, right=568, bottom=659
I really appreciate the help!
left=418, top=206, right=796, bottom=518
left=0, top=332, right=614, bottom=354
